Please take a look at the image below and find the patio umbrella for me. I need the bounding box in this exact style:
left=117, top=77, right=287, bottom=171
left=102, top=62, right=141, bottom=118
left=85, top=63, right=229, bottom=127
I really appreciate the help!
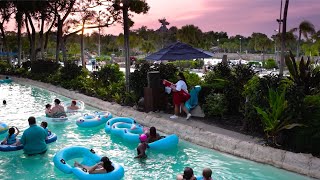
left=145, top=41, right=213, bottom=61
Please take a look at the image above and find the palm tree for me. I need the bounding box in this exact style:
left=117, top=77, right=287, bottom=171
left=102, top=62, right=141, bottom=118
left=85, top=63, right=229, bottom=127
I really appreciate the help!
left=292, top=20, right=315, bottom=59
left=280, top=0, right=289, bottom=76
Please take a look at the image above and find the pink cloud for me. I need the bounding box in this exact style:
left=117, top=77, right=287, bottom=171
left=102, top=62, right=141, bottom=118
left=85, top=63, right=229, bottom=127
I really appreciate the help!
left=111, top=0, right=320, bottom=37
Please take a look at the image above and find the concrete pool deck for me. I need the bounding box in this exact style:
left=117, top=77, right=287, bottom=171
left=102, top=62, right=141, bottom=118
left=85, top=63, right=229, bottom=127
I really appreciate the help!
left=3, top=76, right=320, bottom=179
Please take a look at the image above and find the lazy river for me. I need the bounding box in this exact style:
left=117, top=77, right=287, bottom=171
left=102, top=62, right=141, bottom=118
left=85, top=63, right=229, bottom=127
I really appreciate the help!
left=0, top=83, right=312, bottom=180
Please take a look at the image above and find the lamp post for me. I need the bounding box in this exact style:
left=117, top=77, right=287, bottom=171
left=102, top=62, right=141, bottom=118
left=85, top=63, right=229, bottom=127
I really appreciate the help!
left=239, top=37, right=242, bottom=54
left=274, top=29, right=278, bottom=62
left=217, top=39, right=220, bottom=52
left=120, top=0, right=130, bottom=92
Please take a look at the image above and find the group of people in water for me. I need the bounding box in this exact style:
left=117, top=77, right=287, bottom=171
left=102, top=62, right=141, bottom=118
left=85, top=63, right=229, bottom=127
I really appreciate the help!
left=177, top=167, right=213, bottom=180
left=1, top=116, right=51, bottom=156
left=45, top=99, right=80, bottom=118
left=2, top=96, right=212, bottom=178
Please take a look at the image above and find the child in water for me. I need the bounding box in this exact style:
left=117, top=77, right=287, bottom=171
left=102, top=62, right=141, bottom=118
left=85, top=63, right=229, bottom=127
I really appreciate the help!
left=134, top=134, right=149, bottom=159
left=41, top=121, right=51, bottom=136
left=1, top=126, right=20, bottom=145
left=45, top=104, right=52, bottom=117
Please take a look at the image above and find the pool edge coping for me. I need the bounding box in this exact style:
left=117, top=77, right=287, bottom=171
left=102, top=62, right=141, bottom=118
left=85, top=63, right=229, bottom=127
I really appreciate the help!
left=6, top=76, right=320, bottom=179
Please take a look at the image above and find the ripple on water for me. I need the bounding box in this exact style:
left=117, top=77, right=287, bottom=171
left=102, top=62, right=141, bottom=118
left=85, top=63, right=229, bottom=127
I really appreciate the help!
left=0, top=83, right=313, bottom=180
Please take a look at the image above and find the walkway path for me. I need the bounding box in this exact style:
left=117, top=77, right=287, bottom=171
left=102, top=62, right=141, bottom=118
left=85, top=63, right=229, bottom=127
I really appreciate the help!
left=156, top=112, right=261, bottom=143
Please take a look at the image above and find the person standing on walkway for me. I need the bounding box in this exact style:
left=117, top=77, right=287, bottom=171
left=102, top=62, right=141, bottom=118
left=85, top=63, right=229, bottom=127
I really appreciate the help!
left=170, top=72, right=191, bottom=119
left=17, top=116, right=48, bottom=156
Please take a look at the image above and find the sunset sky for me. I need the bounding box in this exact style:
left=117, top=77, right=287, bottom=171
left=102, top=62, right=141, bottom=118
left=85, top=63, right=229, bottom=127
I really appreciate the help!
left=102, top=0, right=320, bottom=37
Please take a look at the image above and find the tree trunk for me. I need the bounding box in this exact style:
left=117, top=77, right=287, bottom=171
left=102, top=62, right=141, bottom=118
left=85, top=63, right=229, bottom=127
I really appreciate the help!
left=25, top=17, right=31, bottom=60
left=56, top=16, right=62, bottom=63
left=27, top=14, right=36, bottom=61
left=39, top=13, right=45, bottom=60
left=44, top=14, right=57, bottom=51
left=296, top=30, right=301, bottom=60
left=62, top=36, right=67, bottom=62
left=279, top=0, right=289, bottom=76
left=0, top=24, right=9, bottom=64
left=81, top=21, right=85, bottom=67
left=17, top=13, right=22, bottom=66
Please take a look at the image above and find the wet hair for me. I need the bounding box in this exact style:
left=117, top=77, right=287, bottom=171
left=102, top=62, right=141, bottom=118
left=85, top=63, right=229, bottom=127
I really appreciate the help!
left=8, top=127, right=15, bottom=138
left=28, top=116, right=36, bottom=125
left=178, top=72, right=188, bottom=87
left=41, top=121, right=48, bottom=128
left=3, top=100, right=6, bottom=105
left=5, top=76, right=9, bottom=79
left=183, top=167, right=194, bottom=180
left=54, top=99, right=61, bottom=104
left=202, top=168, right=212, bottom=179
left=45, top=104, right=51, bottom=109
left=150, top=127, right=157, bottom=137
left=101, top=156, right=114, bottom=173
left=71, top=100, right=77, bottom=105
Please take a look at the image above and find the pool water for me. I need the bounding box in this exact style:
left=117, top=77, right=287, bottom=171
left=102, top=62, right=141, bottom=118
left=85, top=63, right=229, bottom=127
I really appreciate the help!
left=0, top=83, right=312, bottom=180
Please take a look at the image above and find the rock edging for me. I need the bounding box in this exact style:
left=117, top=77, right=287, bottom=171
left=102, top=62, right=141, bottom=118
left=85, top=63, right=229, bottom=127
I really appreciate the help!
left=10, top=77, right=320, bottom=179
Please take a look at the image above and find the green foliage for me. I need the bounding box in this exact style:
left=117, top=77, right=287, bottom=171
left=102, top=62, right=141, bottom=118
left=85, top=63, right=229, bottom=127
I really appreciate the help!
left=129, top=61, right=178, bottom=100
left=0, top=61, right=11, bottom=74
left=183, top=71, right=202, bottom=88
left=203, top=93, right=227, bottom=117
left=285, top=52, right=312, bottom=94
left=263, top=58, right=278, bottom=69
left=94, top=64, right=124, bottom=87
left=168, top=60, right=204, bottom=69
left=202, top=63, right=255, bottom=116
left=30, top=60, right=60, bottom=75
left=60, top=62, right=84, bottom=80
left=177, top=25, right=203, bottom=47
left=129, top=61, right=152, bottom=98
left=254, top=88, right=304, bottom=145
left=284, top=94, right=320, bottom=155
left=243, top=75, right=283, bottom=133
left=21, top=61, right=31, bottom=70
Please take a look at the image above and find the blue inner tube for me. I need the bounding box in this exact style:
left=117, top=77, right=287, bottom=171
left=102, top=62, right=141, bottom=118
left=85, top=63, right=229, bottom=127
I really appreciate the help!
left=148, top=134, right=179, bottom=151
left=0, top=122, right=9, bottom=135
left=111, top=122, right=143, bottom=143
left=0, top=133, right=58, bottom=152
left=53, top=146, right=124, bottom=180
left=76, top=112, right=112, bottom=128
left=45, top=116, right=69, bottom=123
left=0, top=79, right=12, bottom=84
left=105, top=117, right=137, bottom=133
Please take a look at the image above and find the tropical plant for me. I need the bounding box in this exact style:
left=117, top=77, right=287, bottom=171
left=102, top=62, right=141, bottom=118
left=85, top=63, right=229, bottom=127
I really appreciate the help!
left=254, top=88, right=304, bottom=145
left=203, top=93, right=227, bottom=118
left=263, top=58, right=278, bottom=69
left=291, top=20, right=315, bottom=59
left=285, top=51, right=312, bottom=94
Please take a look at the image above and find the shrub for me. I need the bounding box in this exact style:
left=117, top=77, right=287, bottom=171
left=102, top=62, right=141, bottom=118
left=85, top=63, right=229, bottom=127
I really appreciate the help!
left=60, top=62, right=84, bottom=80
left=263, top=58, right=277, bottom=69
left=203, top=93, right=227, bottom=117
left=183, top=71, right=202, bottom=88
left=129, top=61, right=151, bottom=98
left=30, top=60, right=60, bottom=75
left=284, top=94, right=320, bottom=155
left=255, top=88, right=304, bottom=145
left=94, top=64, right=124, bottom=87
left=243, top=75, right=283, bottom=133
left=130, top=61, right=178, bottom=100
left=0, top=61, right=11, bottom=74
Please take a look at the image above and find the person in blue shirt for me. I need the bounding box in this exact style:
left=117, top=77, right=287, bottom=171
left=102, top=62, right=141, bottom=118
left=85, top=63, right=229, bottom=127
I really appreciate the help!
left=40, top=121, right=51, bottom=136
left=1, top=126, right=20, bottom=145
left=16, top=117, right=48, bottom=155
